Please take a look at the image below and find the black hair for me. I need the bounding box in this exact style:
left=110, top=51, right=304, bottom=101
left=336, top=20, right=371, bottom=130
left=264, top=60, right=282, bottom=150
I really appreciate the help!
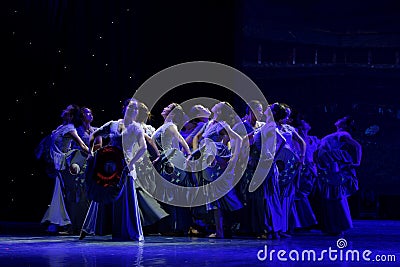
left=269, top=102, right=290, bottom=122
left=61, top=104, right=81, bottom=127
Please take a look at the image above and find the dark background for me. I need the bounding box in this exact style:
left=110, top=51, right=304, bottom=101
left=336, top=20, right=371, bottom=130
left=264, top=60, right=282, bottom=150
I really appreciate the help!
left=4, top=0, right=400, bottom=222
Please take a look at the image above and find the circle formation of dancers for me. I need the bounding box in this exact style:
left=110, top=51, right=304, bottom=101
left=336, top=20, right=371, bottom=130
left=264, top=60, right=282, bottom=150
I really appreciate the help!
left=36, top=98, right=362, bottom=241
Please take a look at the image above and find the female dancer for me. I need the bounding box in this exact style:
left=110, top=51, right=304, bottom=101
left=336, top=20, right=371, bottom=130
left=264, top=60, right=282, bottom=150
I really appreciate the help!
left=41, top=104, right=89, bottom=234
left=315, top=116, right=362, bottom=236
left=80, top=99, right=146, bottom=241
left=130, top=100, right=169, bottom=230
left=232, top=100, right=265, bottom=235
left=240, top=106, right=285, bottom=239
left=192, top=101, right=243, bottom=238
left=270, top=102, right=306, bottom=237
left=62, top=106, right=102, bottom=235
left=151, top=103, right=192, bottom=236
left=292, top=117, right=319, bottom=231
left=180, top=104, right=212, bottom=235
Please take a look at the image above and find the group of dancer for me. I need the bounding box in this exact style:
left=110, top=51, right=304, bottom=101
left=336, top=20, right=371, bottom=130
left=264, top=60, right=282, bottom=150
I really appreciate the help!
left=36, top=98, right=362, bottom=241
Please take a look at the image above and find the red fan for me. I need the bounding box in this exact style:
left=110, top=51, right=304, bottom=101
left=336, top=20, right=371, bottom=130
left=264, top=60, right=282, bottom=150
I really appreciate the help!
left=86, top=146, right=127, bottom=203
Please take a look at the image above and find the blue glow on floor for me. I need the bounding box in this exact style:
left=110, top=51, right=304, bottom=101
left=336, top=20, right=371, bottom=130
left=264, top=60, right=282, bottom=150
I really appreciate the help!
left=1, top=220, right=399, bottom=266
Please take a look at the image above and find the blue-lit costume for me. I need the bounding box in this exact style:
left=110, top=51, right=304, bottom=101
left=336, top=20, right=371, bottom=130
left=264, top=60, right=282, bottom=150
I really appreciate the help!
left=315, top=131, right=359, bottom=234
left=81, top=120, right=143, bottom=241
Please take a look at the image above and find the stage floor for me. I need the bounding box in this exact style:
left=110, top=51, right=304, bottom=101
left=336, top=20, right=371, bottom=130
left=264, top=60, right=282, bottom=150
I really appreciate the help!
left=1, top=220, right=399, bottom=266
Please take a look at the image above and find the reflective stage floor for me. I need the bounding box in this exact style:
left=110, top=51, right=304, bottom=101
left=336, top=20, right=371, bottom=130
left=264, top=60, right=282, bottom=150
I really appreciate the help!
left=1, top=220, right=399, bottom=266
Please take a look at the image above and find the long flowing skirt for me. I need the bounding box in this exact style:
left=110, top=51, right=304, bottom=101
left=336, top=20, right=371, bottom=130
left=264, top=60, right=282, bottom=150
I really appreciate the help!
left=81, top=176, right=144, bottom=241
left=41, top=174, right=71, bottom=227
